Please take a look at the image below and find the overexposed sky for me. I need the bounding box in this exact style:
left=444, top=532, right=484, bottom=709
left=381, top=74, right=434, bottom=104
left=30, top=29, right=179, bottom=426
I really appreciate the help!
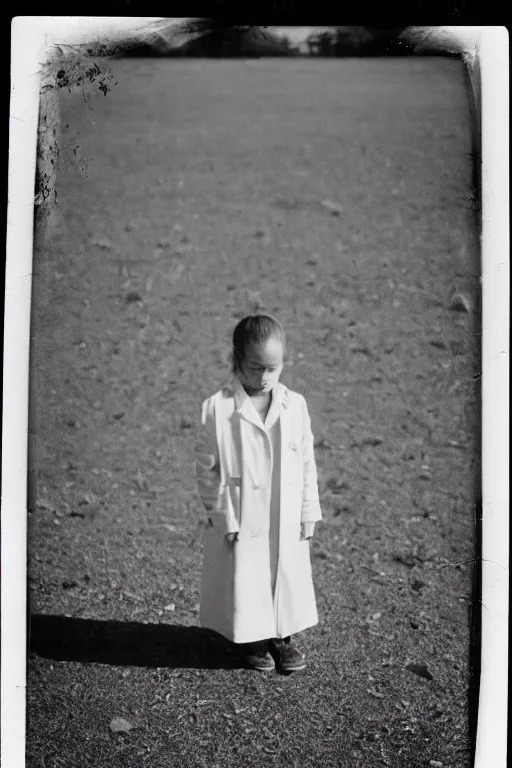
left=272, top=26, right=332, bottom=43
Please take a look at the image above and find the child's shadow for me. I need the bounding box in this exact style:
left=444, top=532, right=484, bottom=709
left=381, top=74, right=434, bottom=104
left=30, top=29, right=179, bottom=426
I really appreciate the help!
left=29, top=614, right=243, bottom=670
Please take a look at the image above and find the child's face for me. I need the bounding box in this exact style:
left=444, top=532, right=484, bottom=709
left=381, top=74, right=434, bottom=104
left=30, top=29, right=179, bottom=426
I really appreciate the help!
left=238, top=338, right=284, bottom=394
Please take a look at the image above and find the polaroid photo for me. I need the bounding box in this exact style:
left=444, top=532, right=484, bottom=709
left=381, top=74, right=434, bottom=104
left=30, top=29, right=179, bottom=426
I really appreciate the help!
left=4, top=18, right=509, bottom=768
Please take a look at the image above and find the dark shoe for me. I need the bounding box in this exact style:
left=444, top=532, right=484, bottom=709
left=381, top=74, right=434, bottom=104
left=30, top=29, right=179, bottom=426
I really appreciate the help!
left=268, top=637, right=306, bottom=672
left=240, top=641, right=275, bottom=672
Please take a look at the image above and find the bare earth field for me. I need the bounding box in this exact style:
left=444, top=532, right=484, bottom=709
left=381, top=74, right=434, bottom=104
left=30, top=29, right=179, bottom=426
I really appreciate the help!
left=28, top=58, right=479, bottom=767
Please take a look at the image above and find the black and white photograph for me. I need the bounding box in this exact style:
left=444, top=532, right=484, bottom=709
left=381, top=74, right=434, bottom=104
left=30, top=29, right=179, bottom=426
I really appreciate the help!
left=4, top=18, right=509, bottom=768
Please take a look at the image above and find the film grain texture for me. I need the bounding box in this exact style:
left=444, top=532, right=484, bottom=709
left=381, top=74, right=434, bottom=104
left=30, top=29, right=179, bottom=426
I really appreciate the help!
left=28, top=57, right=478, bottom=767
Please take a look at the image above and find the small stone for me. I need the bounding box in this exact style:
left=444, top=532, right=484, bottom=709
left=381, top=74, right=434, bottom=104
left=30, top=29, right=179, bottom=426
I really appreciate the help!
left=109, top=717, right=134, bottom=733
left=429, top=762, right=443, bottom=768
left=164, top=604, right=176, bottom=612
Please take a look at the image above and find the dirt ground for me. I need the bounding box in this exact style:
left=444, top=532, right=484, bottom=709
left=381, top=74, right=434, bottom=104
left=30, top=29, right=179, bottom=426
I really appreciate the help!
left=27, top=58, right=480, bottom=767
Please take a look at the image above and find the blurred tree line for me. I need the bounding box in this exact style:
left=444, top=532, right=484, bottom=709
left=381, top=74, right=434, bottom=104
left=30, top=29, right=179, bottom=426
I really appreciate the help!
left=303, top=27, right=414, bottom=56
left=124, top=25, right=457, bottom=58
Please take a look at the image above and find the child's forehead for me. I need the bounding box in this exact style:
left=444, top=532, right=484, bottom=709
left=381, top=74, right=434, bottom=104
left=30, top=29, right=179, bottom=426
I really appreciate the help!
left=245, top=338, right=284, bottom=363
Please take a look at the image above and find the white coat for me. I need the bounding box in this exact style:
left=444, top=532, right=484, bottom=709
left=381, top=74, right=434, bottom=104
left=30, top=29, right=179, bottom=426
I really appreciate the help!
left=195, top=377, right=322, bottom=644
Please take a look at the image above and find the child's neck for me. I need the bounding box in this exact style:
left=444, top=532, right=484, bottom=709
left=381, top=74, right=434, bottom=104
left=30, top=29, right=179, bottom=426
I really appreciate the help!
left=245, top=385, right=271, bottom=399
left=239, top=378, right=272, bottom=398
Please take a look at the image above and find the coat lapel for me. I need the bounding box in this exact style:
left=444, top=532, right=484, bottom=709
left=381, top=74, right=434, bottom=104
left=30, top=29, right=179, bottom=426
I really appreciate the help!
left=231, top=377, right=264, bottom=430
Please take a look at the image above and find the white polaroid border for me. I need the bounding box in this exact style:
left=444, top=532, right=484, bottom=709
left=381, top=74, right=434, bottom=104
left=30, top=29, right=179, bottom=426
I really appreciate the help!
left=3, top=19, right=509, bottom=768
left=474, top=25, right=509, bottom=768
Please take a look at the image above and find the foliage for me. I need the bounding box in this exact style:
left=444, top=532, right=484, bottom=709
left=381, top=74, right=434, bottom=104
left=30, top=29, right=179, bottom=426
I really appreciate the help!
left=305, top=27, right=414, bottom=57
left=42, top=49, right=118, bottom=96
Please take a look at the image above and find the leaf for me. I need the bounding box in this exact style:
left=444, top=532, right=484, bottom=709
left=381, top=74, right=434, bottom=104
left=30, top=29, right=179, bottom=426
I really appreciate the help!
left=126, top=291, right=143, bottom=304
left=36, top=498, right=56, bottom=512
left=321, top=198, right=343, bottom=216
left=449, top=292, right=471, bottom=313
left=92, top=238, right=112, bottom=250
left=361, top=437, right=384, bottom=447
left=109, top=717, right=134, bottom=733
left=78, top=492, right=97, bottom=506
left=162, top=524, right=177, bottom=533
left=405, top=663, right=433, bottom=681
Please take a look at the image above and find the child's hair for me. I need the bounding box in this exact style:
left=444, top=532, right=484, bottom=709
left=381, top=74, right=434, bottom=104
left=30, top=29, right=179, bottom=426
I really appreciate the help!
left=231, top=314, right=286, bottom=372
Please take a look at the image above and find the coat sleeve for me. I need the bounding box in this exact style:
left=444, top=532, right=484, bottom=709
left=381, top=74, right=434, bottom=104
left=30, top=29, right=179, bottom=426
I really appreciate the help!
left=194, top=396, right=240, bottom=535
left=300, top=396, right=322, bottom=524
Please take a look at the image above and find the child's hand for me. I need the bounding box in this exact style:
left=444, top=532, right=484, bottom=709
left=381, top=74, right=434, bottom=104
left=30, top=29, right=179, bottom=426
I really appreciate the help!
left=226, top=532, right=239, bottom=544
left=301, top=522, right=315, bottom=540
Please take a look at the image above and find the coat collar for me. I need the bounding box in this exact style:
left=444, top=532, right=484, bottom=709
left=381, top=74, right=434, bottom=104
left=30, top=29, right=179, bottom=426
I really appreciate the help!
left=222, top=377, right=290, bottom=413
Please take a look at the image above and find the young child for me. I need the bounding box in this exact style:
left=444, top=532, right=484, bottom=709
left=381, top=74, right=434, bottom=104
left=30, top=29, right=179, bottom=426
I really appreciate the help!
left=194, top=314, right=322, bottom=673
